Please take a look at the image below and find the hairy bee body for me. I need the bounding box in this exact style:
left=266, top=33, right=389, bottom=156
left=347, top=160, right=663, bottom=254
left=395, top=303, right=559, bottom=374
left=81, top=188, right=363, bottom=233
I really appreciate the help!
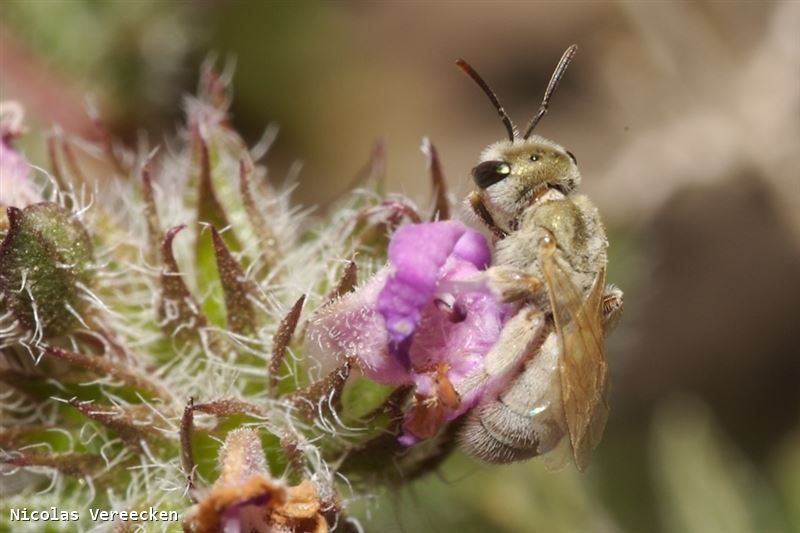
left=460, top=330, right=565, bottom=463
left=453, top=47, right=622, bottom=469
left=495, top=190, right=608, bottom=299
left=459, top=179, right=609, bottom=463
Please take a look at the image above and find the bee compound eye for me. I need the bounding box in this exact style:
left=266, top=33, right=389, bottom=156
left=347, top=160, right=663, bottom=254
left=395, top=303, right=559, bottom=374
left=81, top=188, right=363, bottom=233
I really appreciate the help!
left=472, top=160, right=511, bottom=189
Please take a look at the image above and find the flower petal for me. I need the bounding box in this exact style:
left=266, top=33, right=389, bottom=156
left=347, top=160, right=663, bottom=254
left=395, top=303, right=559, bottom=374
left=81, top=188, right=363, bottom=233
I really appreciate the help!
left=0, top=102, right=40, bottom=208
left=453, top=229, right=491, bottom=269
left=378, top=221, right=489, bottom=346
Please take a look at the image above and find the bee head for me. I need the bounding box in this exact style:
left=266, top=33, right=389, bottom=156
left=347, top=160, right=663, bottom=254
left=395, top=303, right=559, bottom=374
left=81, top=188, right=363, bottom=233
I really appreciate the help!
left=457, top=45, right=580, bottom=230
left=471, top=136, right=581, bottom=227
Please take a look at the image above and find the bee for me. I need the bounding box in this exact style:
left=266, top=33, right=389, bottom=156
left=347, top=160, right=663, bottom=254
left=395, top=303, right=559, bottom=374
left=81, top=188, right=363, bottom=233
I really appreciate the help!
left=453, top=45, right=624, bottom=471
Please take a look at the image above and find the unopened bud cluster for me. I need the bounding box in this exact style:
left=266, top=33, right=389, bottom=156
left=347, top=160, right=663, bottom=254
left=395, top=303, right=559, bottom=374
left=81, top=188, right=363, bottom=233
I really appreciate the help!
left=0, top=67, right=474, bottom=532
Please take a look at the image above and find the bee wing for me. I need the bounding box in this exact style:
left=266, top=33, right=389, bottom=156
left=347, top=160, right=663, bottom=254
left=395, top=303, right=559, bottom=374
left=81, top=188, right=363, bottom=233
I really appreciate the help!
left=541, top=436, right=572, bottom=472
left=539, top=239, right=608, bottom=472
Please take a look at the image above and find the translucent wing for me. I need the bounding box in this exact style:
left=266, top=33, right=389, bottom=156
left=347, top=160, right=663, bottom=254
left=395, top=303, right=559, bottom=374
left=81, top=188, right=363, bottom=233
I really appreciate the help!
left=541, top=435, right=572, bottom=472
left=538, top=237, right=608, bottom=472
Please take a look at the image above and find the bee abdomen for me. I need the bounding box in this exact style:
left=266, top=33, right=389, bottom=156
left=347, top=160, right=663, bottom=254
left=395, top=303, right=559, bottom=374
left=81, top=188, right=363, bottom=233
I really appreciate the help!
left=458, top=402, right=544, bottom=464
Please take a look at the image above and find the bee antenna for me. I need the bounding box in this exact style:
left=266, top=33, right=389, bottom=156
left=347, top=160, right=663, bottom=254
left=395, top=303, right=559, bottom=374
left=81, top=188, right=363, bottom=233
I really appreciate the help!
left=522, top=44, right=578, bottom=140
left=456, top=59, right=517, bottom=142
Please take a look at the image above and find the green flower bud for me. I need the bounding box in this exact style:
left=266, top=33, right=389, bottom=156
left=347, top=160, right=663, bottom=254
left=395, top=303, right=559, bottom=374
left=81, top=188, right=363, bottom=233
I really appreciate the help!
left=0, top=202, right=94, bottom=337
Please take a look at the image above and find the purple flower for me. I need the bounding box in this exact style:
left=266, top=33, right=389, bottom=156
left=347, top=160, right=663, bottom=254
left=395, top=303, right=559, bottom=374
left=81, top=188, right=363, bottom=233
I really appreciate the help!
left=0, top=102, right=40, bottom=208
left=378, top=221, right=490, bottom=347
left=306, top=221, right=507, bottom=444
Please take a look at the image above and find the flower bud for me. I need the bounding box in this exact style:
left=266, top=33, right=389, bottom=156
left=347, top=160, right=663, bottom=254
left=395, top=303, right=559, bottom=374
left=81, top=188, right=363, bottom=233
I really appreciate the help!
left=0, top=202, right=94, bottom=337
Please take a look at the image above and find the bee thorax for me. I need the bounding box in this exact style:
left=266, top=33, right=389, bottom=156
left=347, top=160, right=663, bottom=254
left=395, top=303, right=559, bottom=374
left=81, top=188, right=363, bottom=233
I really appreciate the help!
left=495, top=194, right=607, bottom=296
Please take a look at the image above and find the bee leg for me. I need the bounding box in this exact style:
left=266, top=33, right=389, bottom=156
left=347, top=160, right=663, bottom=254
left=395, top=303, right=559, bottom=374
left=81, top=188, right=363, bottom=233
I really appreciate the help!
left=468, top=191, right=508, bottom=240
left=485, top=265, right=544, bottom=303
left=602, top=285, right=624, bottom=334
left=455, top=306, right=546, bottom=399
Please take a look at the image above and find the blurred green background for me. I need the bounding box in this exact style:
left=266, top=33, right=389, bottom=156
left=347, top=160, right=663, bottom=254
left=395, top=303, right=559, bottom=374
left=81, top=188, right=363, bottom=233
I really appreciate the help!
left=2, top=1, right=799, bottom=531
